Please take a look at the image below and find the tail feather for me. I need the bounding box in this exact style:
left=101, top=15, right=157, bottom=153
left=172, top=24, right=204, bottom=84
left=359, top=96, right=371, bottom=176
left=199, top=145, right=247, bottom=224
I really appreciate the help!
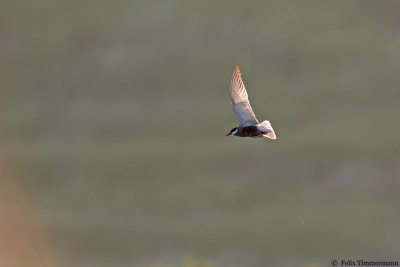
left=258, top=120, right=277, bottom=140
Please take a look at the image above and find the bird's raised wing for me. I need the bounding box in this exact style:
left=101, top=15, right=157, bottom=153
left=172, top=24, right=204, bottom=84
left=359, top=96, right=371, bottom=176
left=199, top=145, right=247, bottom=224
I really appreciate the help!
left=230, top=66, right=259, bottom=126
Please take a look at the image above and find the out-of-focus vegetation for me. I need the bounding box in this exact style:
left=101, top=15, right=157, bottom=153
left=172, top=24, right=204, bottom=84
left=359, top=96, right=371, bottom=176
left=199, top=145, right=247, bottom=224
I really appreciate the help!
left=1, top=0, right=400, bottom=266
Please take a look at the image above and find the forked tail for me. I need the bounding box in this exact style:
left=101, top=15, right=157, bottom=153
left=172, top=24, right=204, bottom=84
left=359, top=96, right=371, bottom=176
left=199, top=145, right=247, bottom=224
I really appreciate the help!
left=258, top=120, right=277, bottom=139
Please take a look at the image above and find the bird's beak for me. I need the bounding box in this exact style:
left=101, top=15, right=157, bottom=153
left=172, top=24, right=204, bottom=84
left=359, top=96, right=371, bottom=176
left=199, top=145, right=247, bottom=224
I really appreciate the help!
left=225, top=133, right=231, bottom=137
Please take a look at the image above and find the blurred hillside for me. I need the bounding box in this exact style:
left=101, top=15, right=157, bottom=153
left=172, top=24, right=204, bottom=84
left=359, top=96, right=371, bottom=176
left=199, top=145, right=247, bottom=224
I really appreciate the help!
left=1, top=1, right=400, bottom=266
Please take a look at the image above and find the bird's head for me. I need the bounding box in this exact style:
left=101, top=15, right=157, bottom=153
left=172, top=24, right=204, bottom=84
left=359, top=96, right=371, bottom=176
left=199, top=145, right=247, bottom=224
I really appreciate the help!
left=225, top=127, right=238, bottom=137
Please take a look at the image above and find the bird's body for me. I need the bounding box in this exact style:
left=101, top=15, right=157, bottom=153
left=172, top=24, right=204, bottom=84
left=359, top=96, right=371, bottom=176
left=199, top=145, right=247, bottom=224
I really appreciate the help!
left=231, top=126, right=265, bottom=138
left=225, top=66, right=277, bottom=139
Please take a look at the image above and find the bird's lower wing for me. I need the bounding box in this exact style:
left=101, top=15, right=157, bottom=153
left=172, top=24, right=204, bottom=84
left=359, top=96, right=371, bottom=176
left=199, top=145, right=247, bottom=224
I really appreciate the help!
left=231, top=101, right=259, bottom=126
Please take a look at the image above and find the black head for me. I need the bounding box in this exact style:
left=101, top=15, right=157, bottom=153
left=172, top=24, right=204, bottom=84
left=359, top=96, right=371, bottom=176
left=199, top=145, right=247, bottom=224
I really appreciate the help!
left=225, top=127, right=238, bottom=137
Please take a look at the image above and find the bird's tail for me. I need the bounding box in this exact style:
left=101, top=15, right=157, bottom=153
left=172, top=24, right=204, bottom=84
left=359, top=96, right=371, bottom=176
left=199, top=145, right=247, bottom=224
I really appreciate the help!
left=258, top=120, right=277, bottom=139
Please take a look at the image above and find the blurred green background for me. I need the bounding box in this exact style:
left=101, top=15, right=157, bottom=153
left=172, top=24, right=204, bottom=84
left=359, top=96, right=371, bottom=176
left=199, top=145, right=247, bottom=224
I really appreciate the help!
left=1, top=1, right=400, bottom=266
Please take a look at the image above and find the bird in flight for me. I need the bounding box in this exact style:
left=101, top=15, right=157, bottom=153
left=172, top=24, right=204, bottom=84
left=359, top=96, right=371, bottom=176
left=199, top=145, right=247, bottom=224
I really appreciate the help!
left=225, top=66, right=277, bottom=139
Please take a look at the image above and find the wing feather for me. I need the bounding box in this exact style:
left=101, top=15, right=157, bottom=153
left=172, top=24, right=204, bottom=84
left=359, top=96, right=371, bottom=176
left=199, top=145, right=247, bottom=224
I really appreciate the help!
left=230, top=66, right=259, bottom=126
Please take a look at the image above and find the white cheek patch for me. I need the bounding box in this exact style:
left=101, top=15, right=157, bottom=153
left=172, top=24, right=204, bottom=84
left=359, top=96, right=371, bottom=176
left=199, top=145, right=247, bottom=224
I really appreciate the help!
left=232, top=129, right=238, bottom=135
